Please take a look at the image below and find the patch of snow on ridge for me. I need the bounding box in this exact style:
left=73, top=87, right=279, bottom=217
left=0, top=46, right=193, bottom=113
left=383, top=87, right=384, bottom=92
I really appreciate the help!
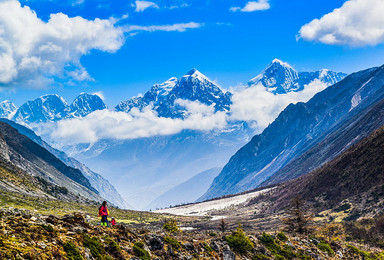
left=349, top=77, right=373, bottom=112
left=155, top=187, right=272, bottom=217
left=350, top=93, right=362, bottom=112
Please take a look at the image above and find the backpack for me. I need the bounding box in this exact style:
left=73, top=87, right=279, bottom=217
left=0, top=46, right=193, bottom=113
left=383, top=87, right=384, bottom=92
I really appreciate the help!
left=98, top=206, right=108, bottom=217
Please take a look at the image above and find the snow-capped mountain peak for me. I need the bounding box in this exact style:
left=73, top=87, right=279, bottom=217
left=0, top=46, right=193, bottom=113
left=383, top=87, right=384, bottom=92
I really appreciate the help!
left=69, top=93, right=107, bottom=117
left=12, top=94, right=68, bottom=123
left=248, top=59, right=346, bottom=94
left=270, top=58, right=294, bottom=70
left=181, top=68, right=215, bottom=86
left=319, top=69, right=329, bottom=78
left=248, top=59, right=299, bottom=94
left=0, top=100, right=17, bottom=119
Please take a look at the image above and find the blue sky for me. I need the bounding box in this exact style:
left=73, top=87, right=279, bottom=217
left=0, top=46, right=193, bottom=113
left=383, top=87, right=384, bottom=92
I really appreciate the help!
left=1, top=0, right=384, bottom=106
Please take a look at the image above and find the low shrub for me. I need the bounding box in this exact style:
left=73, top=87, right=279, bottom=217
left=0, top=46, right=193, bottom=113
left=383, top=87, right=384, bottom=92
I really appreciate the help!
left=41, top=224, right=54, bottom=233
left=133, top=242, right=150, bottom=260
left=226, top=224, right=254, bottom=254
left=164, top=236, right=181, bottom=250
left=317, top=241, right=335, bottom=256
left=253, top=253, right=269, bottom=259
left=83, top=235, right=105, bottom=259
left=277, top=231, right=288, bottom=242
left=63, top=241, right=83, bottom=260
left=105, top=237, right=122, bottom=258
left=201, top=242, right=213, bottom=253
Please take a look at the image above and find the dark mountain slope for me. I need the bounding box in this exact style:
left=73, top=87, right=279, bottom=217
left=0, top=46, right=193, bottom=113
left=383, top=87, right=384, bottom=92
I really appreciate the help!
left=263, top=96, right=384, bottom=186
left=270, top=124, right=384, bottom=215
left=0, top=122, right=96, bottom=193
left=0, top=121, right=102, bottom=201
left=0, top=119, right=130, bottom=208
left=200, top=66, right=383, bottom=200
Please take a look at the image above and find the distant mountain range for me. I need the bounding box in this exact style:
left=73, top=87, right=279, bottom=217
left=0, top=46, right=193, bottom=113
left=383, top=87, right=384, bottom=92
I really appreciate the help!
left=12, top=93, right=107, bottom=124
left=0, top=59, right=347, bottom=209
left=3, top=59, right=346, bottom=125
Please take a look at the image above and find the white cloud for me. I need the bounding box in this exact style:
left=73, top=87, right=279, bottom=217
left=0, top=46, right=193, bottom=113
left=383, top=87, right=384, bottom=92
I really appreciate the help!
left=299, top=0, right=384, bottom=47
left=169, top=3, right=189, bottom=9
left=229, top=79, right=328, bottom=132
left=36, top=81, right=329, bottom=145
left=133, top=0, right=159, bottom=12
left=40, top=101, right=228, bottom=145
left=230, top=0, right=270, bottom=12
left=0, top=0, right=125, bottom=86
left=124, top=22, right=203, bottom=33
left=71, top=0, right=85, bottom=6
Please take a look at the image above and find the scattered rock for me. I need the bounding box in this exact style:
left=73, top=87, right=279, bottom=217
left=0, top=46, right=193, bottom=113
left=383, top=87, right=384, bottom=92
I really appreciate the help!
left=210, top=240, right=220, bottom=252
left=46, top=215, right=59, bottom=225
left=148, top=236, right=164, bottom=251
left=183, top=242, right=195, bottom=251
left=222, top=245, right=235, bottom=260
left=167, top=246, right=176, bottom=257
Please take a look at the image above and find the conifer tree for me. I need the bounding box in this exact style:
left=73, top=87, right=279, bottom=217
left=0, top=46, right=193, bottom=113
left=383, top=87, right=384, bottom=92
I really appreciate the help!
left=282, top=196, right=312, bottom=234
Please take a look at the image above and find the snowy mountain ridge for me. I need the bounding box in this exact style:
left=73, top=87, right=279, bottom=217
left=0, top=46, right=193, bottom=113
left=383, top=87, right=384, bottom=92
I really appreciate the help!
left=12, top=93, right=107, bottom=124
left=249, top=59, right=347, bottom=94
left=116, top=68, right=232, bottom=118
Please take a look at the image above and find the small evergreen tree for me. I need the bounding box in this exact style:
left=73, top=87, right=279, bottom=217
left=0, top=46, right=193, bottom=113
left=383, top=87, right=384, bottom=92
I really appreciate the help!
left=226, top=223, right=254, bottom=253
left=162, top=219, right=179, bottom=233
left=282, top=196, right=312, bottom=234
left=219, top=218, right=227, bottom=233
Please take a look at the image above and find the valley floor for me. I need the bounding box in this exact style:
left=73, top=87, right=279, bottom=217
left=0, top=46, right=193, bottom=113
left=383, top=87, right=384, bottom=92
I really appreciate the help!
left=1, top=191, right=384, bottom=259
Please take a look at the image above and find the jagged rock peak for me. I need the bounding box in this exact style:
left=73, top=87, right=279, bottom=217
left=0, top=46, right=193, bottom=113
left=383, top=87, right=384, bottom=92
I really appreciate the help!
left=39, top=94, right=68, bottom=105
left=182, top=68, right=213, bottom=83
left=269, top=58, right=295, bottom=70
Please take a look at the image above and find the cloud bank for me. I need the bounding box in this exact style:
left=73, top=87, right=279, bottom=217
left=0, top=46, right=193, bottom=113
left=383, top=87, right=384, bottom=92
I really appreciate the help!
left=0, top=0, right=125, bottom=87
left=230, top=79, right=328, bottom=132
left=299, top=0, right=384, bottom=47
left=39, top=101, right=227, bottom=145
left=38, top=80, right=328, bottom=144
left=230, top=0, right=270, bottom=12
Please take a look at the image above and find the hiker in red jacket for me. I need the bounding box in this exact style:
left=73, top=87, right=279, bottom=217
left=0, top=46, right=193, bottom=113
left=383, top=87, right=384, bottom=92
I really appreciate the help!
left=98, top=201, right=109, bottom=227
left=111, top=217, right=116, bottom=226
